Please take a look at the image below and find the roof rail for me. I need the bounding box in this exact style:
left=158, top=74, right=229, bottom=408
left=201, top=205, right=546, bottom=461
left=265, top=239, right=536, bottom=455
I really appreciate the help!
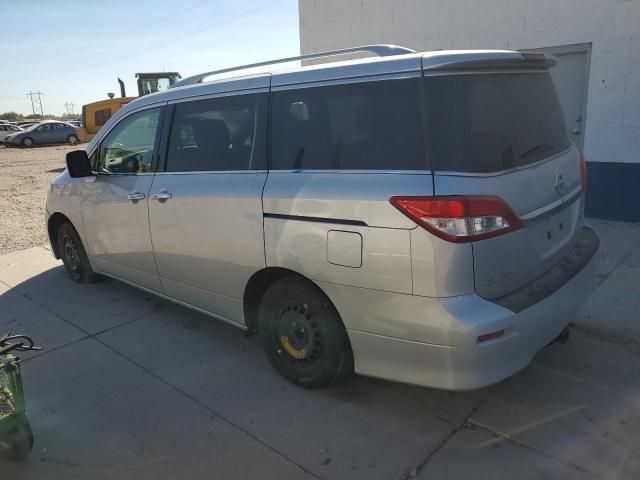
left=171, top=44, right=416, bottom=88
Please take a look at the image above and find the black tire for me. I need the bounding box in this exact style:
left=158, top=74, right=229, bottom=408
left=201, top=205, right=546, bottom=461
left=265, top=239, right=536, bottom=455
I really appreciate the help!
left=2, top=419, right=34, bottom=460
left=67, top=134, right=78, bottom=145
left=57, top=222, right=98, bottom=283
left=21, top=137, right=33, bottom=148
left=258, top=276, right=353, bottom=388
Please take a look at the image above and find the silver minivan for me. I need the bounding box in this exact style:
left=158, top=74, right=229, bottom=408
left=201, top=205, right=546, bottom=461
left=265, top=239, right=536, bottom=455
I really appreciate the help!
left=46, top=45, right=600, bottom=390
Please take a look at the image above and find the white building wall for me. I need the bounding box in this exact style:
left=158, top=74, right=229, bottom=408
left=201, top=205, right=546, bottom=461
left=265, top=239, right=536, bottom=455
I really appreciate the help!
left=299, top=0, right=640, bottom=165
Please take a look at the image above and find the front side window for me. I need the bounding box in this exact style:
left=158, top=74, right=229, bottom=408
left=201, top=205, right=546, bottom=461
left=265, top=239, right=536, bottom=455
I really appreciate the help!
left=166, top=93, right=265, bottom=172
left=270, top=78, right=426, bottom=170
left=97, top=108, right=160, bottom=174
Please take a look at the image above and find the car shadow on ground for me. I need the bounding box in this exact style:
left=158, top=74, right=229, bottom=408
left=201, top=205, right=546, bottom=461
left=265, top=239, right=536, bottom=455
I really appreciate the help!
left=1, top=262, right=639, bottom=479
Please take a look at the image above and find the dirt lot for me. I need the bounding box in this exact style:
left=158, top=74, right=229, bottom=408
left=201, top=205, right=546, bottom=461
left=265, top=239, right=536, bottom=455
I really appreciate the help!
left=0, top=144, right=75, bottom=254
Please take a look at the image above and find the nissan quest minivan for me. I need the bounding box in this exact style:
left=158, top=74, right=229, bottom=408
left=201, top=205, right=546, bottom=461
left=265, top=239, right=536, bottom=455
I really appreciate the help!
left=46, top=46, right=600, bottom=390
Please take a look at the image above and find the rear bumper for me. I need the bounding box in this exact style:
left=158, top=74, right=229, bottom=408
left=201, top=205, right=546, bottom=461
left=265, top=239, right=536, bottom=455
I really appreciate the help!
left=323, top=226, right=600, bottom=390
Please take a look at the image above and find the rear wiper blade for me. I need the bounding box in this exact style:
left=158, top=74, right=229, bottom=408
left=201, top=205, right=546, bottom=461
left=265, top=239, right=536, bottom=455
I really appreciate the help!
left=521, top=144, right=554, bottom=159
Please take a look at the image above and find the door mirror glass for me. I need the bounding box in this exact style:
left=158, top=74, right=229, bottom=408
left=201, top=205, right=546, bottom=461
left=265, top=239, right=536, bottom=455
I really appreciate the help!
left=66, top=150, right=93, bottom=178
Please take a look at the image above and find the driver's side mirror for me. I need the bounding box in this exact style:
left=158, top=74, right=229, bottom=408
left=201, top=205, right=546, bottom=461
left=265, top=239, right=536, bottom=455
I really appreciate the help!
left=66, top=150, right=93, bottom=178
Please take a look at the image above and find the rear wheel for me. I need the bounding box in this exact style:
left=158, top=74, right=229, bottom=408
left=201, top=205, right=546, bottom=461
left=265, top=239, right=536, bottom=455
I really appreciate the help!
left=258, top=277, right=353, bottom=388
left=67, top=134, right=78, bottom=145
left=21, top=137, right=33, bottom=148
left=57, top=222, right=98, bottom=283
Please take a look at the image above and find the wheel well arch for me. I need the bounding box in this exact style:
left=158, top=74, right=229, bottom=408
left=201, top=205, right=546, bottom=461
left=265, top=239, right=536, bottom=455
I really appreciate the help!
left=47, top=212, right=73, bottom=259
left=243, top=267, right=341, bottom=335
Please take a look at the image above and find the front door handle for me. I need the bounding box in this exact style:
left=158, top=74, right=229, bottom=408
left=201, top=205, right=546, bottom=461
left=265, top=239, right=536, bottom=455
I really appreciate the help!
left=151, top=191, right=173, bottom=201
left=127, top=191, right=145, bottom=201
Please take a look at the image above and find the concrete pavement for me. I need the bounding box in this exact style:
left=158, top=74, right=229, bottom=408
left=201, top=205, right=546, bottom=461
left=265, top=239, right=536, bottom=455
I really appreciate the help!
left=0, top=219, right=639, bottom=479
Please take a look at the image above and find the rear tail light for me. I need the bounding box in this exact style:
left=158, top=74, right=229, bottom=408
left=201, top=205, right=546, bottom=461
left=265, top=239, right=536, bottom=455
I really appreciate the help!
left=389, top=196, right=523, bottom=243
left=580, top=153, right=588, bottom=191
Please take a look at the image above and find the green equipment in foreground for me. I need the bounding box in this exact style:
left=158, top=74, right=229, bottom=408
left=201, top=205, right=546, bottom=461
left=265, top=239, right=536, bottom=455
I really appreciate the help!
left=0, top=334, right=40, bottom=460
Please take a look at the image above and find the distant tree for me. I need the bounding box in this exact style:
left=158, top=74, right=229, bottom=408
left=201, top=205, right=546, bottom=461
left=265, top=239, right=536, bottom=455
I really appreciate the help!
left=25, top=113, right=42, bottom=119
left=0, top=112, right=22, bottom=121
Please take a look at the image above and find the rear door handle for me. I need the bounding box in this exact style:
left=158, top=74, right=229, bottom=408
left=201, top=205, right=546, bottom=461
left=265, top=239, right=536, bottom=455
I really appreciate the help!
left=151, top=191, right=173, bottom=201
left=127, top=191, right=146, bottom=201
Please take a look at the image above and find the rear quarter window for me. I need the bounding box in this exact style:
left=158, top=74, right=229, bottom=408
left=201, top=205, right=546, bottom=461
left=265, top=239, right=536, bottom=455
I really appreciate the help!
left=424, top=72, right=570, bottom=173
left=270, top=78, right=427, bottom=171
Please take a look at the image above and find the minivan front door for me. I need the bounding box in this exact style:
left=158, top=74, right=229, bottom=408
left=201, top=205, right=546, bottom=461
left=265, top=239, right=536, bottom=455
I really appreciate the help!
left=147, top=92, right=268, bottom=326
left=82, top=106, right=164, bottom=292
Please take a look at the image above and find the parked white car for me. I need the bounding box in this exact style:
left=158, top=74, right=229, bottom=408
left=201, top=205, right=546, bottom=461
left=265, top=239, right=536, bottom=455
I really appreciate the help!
left=0, top=124, right=23, bottom=143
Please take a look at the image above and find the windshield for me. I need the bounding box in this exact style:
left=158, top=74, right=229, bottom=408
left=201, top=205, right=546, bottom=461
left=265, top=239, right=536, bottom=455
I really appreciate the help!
left=424, top=72, right=570, bottom=173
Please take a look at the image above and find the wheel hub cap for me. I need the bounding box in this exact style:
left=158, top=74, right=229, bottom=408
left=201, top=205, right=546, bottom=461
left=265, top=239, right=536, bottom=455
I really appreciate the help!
left=63, top=238, right=81, bottom=272
left=277, top=304, right=322, bottom=363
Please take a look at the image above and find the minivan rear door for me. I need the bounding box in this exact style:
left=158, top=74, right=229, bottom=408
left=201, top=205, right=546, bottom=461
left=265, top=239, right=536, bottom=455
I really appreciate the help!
left=423, top=66, right=584, bottom=300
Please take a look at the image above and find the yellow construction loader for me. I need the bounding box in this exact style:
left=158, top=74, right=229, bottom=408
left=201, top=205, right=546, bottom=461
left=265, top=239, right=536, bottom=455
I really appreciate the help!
left=77, top=72, right=180, bottom=143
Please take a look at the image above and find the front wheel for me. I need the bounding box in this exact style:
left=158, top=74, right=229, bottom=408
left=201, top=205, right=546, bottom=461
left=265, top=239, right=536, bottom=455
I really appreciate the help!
left=67, top=134, right=78, bottom=145
left=1, top=419, right=34, bottom=460
left=258, top=276, right=353, bottom=388
left=21, top=137, right=33, bottom=148
left=57, top=222, right=98, bottom=283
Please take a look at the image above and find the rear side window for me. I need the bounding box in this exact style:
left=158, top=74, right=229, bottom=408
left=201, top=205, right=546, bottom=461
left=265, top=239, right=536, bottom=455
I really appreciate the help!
left=270, top=78, right=426, bottom=170
left=424, top=73, right=570, bottom=173
left=166, top=93, right=266, bottom=172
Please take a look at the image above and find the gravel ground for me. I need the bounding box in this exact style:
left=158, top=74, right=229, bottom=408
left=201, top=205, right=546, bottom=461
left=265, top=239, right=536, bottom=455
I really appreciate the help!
left=0, top=144, right=76, bottom=254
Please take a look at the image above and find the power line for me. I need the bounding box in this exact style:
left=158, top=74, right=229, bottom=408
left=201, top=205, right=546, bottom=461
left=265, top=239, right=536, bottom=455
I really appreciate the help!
left=12, top=0, right=217, bottom=66
left=26, top=91, right=44, bottom=117
left=9, top=0, right=282, bottom=84
left=63, top=0, right=282, bottom=75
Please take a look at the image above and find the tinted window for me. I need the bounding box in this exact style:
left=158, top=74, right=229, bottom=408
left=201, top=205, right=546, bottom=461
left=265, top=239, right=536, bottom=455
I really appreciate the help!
left=270, top=79, right=426, bottom=170
left=424, top=73, right=570, bottom=173
left=98, top=108, right=160, bottom=174
left=166, top=93, right=265, bottom=172
left=95, top=108, right=111, bottom=127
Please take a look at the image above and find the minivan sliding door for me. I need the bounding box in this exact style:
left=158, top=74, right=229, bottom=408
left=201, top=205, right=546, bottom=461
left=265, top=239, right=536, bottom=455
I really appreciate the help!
left=147, top=91, right=268, bottom=327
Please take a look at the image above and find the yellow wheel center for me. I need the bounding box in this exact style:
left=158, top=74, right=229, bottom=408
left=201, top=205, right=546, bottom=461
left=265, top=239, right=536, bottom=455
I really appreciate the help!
left=280, top=336, right=306, bottom=359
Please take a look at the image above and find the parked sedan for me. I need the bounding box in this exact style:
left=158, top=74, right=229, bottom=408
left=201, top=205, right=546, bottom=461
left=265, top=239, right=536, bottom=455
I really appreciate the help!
left=0, top=124, right=23, bottom=143
left=5, top=121, right=79, bottom=147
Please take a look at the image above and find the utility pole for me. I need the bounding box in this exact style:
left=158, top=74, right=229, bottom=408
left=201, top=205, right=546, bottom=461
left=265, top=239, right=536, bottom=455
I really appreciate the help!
left=64, top=101, right=75, bottom=116
left=26, top=90, right=44, bottom=118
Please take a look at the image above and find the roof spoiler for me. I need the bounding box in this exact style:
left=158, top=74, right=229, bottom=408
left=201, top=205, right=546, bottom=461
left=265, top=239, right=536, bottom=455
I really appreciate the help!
left=422, top=51, right=556, bottom=72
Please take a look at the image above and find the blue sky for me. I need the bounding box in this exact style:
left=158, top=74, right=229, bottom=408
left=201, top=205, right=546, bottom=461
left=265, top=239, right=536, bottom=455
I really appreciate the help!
left=0, top=0, right=299, bottom=115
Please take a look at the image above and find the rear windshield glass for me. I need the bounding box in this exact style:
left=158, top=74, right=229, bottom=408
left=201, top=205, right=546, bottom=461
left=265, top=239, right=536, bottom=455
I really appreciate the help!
left=270, top=78, right=426, bottom=170
left=424, top=73, right=570, bottom=173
